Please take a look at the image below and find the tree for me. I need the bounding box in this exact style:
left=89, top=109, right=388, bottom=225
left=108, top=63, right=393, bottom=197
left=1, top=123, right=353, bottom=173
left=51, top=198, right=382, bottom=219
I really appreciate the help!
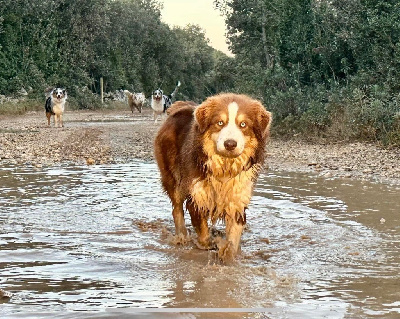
left=173, top=25, right=215, bottom=101
left=0, top=0, right=225, bottom=102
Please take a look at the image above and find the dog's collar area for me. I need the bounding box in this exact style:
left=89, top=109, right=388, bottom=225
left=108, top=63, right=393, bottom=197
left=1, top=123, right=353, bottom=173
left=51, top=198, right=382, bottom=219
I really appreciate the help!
left=206, top=160, right=256, bottom=183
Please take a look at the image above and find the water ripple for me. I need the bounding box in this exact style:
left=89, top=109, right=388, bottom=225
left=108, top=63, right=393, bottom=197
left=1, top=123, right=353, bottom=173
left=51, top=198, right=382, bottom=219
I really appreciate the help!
left=0, top=161, right=398, bottom=318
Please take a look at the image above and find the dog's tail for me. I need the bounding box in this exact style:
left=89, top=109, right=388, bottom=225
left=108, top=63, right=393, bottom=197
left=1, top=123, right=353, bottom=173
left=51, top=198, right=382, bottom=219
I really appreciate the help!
left=123, top=89, right=132, bottom=97
left=169, top=81, right=181, bottom=99
left=44, top=87, right=54, bottom=99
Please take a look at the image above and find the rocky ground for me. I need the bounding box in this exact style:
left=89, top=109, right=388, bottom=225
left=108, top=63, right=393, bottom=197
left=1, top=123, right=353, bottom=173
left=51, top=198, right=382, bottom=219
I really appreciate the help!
left=0, top=107, right=399, bottom=185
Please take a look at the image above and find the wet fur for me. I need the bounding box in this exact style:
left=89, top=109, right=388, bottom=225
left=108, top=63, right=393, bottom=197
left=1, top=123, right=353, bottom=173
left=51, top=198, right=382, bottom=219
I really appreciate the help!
left=154, top=93, right=272, bottom=262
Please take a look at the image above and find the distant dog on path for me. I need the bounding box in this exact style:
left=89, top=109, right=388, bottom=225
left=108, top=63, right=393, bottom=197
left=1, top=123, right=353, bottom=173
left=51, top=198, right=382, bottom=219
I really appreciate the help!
left=151, top=81, right=181, bottom=123
left=123, top=90, right=146, bottom=113
left=45, top=88, right=67, bottom=127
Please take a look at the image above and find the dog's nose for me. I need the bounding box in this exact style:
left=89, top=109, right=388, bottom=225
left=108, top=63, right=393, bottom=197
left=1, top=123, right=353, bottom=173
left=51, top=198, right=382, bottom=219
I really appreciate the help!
left=224, top=139, right=237, bottom=151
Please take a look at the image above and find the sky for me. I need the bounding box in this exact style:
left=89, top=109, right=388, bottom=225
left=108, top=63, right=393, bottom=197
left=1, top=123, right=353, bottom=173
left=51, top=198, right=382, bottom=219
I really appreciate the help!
left=160, top=0, right=231, bottom=55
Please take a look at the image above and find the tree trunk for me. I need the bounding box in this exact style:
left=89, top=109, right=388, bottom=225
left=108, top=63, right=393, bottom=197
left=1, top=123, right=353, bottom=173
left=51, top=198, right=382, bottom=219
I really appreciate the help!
left=261, top=7, right=272, bottom=68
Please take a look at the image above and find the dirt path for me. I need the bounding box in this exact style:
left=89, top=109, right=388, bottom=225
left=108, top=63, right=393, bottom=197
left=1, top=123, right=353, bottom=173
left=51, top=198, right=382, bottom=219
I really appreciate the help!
left=1, top=108, right=399, bottom=185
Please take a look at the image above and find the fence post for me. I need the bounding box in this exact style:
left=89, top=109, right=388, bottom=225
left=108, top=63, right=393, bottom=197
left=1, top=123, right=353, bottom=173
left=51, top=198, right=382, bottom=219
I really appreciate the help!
left=100, top=77, right=104, bottom=104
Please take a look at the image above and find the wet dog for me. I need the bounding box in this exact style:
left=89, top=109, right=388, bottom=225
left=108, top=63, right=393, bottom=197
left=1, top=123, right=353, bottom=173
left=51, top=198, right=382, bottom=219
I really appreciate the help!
left=45, top=88, right=67, bottom=127
left=123, top=90, right=146, bottom=113
left=154, top=93, right=272, bottom=262
left=151, top=81, right=180, bottom=123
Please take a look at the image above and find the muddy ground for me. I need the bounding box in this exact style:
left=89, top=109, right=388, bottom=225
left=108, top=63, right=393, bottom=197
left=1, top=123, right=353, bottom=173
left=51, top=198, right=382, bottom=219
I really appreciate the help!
left=0, top=107, right=399, bottom=185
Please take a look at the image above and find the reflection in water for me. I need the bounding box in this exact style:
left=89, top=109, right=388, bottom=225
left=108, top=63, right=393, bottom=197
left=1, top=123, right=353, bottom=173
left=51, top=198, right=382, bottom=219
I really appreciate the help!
left=0, top=162, right=399, bottom=318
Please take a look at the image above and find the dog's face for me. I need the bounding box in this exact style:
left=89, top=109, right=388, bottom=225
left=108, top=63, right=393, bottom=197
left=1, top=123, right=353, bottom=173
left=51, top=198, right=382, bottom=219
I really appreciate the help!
left=195, top=94, right=271, bottom=158
left=51, top=88, right=67, bottom=102
left=152, top=89, right=163, bottom=101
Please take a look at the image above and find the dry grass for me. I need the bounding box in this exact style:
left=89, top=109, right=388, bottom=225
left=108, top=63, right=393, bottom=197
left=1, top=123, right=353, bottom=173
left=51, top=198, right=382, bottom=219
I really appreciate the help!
left=0, top=100, right=42, bottom=115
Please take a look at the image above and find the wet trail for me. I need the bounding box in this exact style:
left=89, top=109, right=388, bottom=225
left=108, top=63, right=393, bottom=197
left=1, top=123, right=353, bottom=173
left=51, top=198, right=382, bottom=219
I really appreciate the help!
left=0, top=161, right=399, bottom=318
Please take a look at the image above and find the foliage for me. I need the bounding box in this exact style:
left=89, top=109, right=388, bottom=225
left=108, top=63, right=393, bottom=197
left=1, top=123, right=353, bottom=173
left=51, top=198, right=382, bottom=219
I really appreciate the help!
left=0, top=0, right=399, bottom=145
left=215, top=0, right=400, bottom=145
left=0, top=0, right=219, bottom=105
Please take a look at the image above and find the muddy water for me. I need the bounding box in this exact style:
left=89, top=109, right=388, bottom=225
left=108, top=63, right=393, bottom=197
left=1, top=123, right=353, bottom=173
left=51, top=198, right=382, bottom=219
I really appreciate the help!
left=0, top=161, right=399, bottom=318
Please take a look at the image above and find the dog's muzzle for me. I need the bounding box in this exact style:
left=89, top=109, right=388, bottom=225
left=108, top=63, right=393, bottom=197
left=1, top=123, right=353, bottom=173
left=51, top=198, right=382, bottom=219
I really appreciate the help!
left=216, top=127, right=245, bottom=158
left=224, top=139, right=237, bottom=151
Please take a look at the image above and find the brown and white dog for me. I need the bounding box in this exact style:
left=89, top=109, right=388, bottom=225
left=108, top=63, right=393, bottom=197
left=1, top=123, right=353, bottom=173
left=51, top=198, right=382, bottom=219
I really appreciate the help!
left=123, top=90, right=146, bottom=113
left=45, top=88, right=67, bottom=127
left=154, top=93, right=272, bottom=262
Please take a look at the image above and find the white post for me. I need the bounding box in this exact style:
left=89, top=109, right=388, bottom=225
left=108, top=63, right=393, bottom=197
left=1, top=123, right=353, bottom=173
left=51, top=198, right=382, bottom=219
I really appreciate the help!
left=100, top=77, right=104, bottom=104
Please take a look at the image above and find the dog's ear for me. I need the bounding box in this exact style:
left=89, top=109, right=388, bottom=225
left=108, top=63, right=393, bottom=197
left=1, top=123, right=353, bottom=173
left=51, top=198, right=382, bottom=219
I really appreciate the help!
left=253, top=102, right=272, bottom=141
left=194, top=99, right=213, bottom=134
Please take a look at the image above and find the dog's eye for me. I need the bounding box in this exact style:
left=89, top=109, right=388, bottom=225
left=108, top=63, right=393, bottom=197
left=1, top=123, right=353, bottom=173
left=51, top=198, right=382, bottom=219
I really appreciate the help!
left=218, top=121, right=224, bottom=126
left=240, top=121, right=246, bottom=128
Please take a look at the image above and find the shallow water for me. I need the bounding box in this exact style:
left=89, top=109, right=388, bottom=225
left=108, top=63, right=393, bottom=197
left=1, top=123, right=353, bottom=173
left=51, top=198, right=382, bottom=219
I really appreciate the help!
left=0, top=161, right=399, bottom=318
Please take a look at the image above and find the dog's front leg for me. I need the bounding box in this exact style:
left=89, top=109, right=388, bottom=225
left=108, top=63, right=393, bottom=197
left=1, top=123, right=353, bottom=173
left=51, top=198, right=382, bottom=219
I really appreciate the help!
left=172, top=200, right=188, bottom=238
left=186, top=200, right=213, bottom=249
left=56, top=114, right=62, bottom=128
left=217, top=214, right=245, bottom=262
left=60, top=114, right=63, bottom=127
left=54, top=114, right=59, bottom=127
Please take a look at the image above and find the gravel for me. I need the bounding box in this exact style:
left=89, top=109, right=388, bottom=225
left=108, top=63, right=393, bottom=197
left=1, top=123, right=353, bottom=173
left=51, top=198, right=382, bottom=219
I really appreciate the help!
left=1, top=108, right=399, bottom=185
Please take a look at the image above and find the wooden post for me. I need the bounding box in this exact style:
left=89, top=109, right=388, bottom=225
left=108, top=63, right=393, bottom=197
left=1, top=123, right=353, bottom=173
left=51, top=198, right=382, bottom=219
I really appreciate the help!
left=100, top=77, right=104, bottom=104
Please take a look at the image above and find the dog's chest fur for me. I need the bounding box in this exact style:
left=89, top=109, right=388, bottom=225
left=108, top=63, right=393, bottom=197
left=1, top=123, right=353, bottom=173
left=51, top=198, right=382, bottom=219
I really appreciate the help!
left=151, top=98, right=164, bottom=113
left=51, top=101, right=65, bottom=115
left=189, top=157, right=259, bottom=223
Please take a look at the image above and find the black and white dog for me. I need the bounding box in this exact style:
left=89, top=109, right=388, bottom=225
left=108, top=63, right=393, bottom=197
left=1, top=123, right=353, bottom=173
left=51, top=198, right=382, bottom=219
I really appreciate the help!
left=151, top=81, right=181, bottom=123
left=45, top=88, right=67, bottom=127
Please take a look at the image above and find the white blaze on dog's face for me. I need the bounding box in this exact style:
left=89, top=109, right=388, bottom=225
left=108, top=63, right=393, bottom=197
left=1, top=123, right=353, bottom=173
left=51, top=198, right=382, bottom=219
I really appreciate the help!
left=213, top=102, right=245, bottom=157
left=153, top=89, right=163, bottom=101
left=52, top=88, right=67, bottom=102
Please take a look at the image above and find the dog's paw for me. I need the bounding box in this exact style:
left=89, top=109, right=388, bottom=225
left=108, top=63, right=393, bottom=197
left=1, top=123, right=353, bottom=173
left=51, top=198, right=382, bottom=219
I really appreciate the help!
left=215, top=238, right=236, bottom=263
left=172, top=233, right=191, bottom=246
left=193, top=237, right=216, bottom=250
